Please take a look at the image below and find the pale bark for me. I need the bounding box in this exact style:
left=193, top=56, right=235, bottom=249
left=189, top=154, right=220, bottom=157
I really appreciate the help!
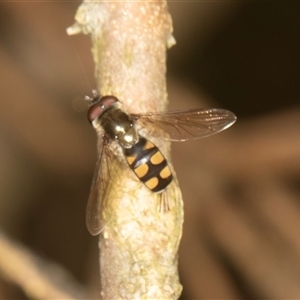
left=67, top=1, right=183, bottom=299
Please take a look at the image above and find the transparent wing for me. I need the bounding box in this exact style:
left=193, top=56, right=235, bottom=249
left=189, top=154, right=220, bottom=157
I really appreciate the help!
left=86, top=135, right=111, bottom=236
left=131, top=108, right=236, bottom=141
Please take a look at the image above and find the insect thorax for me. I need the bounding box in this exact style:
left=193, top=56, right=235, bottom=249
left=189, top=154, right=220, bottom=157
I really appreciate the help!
left=100, top=107, right=138, bottom=148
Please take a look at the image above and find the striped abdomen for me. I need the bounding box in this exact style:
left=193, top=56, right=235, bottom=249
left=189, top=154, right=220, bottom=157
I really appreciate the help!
left=124, top=136, right=173, bottom=193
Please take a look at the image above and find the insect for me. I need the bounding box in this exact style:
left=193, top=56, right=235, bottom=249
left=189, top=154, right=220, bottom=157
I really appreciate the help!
left=85, top=91, right=236, bottom=235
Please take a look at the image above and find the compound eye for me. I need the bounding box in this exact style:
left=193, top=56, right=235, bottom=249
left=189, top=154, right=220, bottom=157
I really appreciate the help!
left=87, top=95, right=119, bottom=123
left=100, top=95, right=119, bottom=107
left=87, top=103, right=104, bottom=123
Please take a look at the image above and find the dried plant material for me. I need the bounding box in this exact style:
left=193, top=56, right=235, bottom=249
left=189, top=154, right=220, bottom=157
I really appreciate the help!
left=0, top=231, right=85, bottom=299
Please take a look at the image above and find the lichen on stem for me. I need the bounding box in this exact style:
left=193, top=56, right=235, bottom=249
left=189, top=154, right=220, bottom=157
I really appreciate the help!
left=67, top=1, right=183, bottom=299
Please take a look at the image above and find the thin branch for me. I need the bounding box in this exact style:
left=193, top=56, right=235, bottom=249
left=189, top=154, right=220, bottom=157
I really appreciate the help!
left=0, top=231, right=85, bottom=299
left=68, top=1, right=183, bottom=299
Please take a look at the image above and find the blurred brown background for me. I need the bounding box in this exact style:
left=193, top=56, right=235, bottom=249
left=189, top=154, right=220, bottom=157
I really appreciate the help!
left=1, top=2, right=300, bottom=299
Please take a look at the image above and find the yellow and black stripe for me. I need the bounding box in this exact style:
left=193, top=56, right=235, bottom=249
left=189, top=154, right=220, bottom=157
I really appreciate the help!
left=124, top=136, right=173, bottom=193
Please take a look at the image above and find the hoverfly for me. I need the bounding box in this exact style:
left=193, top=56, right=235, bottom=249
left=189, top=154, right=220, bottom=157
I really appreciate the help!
left=86, top=91, right=236, bottom=235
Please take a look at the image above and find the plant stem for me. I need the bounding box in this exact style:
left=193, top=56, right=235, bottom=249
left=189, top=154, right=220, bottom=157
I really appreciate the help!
left=68, top=1, right=183, bottom=299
